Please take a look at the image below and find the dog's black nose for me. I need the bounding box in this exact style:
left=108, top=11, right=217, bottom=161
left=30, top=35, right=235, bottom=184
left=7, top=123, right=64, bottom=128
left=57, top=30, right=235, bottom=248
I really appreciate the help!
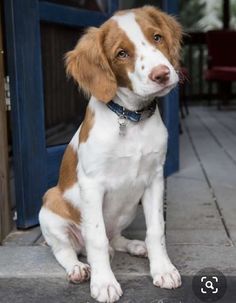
left=149, top=65, right=170, bottom=84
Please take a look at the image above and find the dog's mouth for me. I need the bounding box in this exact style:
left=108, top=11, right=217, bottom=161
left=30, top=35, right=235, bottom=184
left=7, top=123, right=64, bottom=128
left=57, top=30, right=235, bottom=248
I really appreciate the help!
left=154, top=83, right=177, bottom=96
left=135, top=82, right=177, bottom=100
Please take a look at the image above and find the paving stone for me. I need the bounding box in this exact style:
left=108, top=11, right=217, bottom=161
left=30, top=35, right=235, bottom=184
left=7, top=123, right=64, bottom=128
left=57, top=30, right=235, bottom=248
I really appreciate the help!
left=3, top=226, right=42, bottom=246
left=166, top=229, right=230, bottom=246
left=176, top=131, right=205, bottom=181
left=1, top=244, right=236, bottom=279
left=185, top=113, right=236, bottom=189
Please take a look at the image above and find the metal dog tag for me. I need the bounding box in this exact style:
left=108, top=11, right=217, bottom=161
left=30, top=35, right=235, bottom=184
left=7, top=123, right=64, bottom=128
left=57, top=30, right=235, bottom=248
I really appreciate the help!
left=118, top=116, right=128, bottom=136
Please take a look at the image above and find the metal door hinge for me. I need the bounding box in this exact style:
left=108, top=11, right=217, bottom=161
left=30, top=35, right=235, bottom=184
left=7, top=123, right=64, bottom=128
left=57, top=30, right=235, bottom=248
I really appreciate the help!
left=4, top=76, right=11, bottom=111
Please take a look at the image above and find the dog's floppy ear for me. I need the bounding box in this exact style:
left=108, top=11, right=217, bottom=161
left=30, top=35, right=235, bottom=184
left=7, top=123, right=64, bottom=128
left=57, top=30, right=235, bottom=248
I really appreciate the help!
left=65, top=27, right=117, bottom=103
left=143, top=6, right=183, bottom=68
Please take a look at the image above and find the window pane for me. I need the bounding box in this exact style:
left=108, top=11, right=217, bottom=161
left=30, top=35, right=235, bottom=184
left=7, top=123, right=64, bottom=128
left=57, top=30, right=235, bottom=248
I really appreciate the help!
left=40, top=22, right=88, bottom=147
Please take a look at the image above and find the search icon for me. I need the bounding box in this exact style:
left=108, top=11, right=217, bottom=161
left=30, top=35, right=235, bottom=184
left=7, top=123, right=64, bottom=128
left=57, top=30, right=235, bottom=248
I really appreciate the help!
left=205, top=280, right=214, bottom=290
left=192, top=268, right=227, bottom=302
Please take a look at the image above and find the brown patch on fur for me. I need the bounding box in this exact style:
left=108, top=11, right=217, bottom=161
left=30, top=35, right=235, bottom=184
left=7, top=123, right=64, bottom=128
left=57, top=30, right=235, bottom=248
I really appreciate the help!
left=65, top=27, right=117, bottom=103
left=79, top=107, right=95, bottom=143
left=141, top=65, right=145, bottom=70
left=43, top=187, right=81, bottom=223
left=58, top=145, right=78, bottom=192
left=134, top=6, right=182, bottom=68
left=102, top=19, right=135, bottom=90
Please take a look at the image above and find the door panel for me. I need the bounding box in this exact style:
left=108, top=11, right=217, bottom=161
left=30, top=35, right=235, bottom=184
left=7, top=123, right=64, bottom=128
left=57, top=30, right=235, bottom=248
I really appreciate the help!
left=4, top=0, right=47, bottom=228
left=39, top=1, right=110, bottom=27
left=41, top=22, right=87, bottom=147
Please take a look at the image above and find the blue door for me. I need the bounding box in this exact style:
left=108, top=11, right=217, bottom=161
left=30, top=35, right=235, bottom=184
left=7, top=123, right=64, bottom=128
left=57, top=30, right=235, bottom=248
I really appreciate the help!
left=4, top=0, right=179, bottom=228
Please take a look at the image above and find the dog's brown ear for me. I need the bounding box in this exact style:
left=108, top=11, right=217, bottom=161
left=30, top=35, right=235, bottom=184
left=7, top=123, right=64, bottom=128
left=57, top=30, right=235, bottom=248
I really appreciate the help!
left=65, top=27, right=117, bottom=103
left=143, top=6, right=183, bottom=68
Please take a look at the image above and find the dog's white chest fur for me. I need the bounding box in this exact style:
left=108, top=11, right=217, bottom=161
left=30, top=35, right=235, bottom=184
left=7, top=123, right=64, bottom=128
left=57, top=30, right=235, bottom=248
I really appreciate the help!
left=77, top=98, right=168, bottom=237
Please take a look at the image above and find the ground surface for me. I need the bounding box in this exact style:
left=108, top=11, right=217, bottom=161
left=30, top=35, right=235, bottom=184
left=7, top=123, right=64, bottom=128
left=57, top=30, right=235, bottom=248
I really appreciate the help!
left=1, top=106, right=236, bottom=303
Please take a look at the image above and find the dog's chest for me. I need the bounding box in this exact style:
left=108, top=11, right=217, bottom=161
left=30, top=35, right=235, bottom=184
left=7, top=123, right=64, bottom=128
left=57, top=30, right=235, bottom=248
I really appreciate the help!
left=84, top=112, right=167, bottom=180
left=80, top=112, right=168, bottom=234
left=104, top=137, right=163, bottom=183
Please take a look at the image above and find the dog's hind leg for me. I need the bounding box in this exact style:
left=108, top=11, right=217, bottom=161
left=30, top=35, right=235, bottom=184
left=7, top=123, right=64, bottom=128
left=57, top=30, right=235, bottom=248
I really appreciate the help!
left=39, top=206, right=90, bottom=284
left=111, top=235, right=147, bottom=257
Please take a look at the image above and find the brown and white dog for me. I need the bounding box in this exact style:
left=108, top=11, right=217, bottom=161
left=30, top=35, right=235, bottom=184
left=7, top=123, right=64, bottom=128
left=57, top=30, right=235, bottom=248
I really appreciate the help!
left=39, top=6, right=182, bottom=303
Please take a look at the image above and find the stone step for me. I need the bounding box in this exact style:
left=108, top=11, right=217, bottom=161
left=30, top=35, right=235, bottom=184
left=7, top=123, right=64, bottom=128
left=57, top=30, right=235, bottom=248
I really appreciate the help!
left=1, top=245, right=236, bottom=279
left=1, top=246, right=236, bottom=302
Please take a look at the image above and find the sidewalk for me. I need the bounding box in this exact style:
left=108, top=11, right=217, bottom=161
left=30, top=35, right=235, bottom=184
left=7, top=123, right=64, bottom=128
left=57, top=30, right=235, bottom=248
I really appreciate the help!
left=1, top=106, right=236, bottom=302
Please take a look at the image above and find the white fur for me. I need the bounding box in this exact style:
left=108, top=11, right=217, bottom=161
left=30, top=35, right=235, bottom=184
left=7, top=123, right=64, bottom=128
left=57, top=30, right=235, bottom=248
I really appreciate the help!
left=39, top=11, right=181, bottom=303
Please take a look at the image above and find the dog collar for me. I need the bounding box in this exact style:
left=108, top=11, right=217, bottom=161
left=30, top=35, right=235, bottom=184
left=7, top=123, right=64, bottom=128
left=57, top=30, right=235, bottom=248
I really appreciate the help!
left=106, top=99, right=157, bottom=123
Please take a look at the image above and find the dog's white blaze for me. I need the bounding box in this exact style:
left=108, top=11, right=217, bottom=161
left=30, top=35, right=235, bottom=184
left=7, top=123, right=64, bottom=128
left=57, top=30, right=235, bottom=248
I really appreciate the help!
left=113, top=13, right=179, bottom=97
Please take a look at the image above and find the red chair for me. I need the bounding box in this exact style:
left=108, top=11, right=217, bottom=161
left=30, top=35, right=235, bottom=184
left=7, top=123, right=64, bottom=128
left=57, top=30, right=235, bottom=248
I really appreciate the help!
left=205, top=30, right=236, bottom=109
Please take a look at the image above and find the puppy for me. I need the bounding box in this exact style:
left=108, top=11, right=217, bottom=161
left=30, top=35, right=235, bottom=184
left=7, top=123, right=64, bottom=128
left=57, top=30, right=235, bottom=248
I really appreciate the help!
left=39, top=6, right=182, bottom=303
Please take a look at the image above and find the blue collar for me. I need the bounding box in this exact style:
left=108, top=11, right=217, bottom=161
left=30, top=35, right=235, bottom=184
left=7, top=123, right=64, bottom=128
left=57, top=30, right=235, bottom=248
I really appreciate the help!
left=106, top=99, right=157, bottom=122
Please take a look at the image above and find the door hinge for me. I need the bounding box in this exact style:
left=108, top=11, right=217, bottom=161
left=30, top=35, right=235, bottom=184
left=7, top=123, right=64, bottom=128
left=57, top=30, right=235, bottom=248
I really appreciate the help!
left=4, top=76, right=11, bottom=111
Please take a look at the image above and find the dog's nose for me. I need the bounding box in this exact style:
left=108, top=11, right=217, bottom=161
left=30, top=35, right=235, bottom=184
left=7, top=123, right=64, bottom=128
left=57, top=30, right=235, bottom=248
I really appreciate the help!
left=149, top=65, right=170, bottom=84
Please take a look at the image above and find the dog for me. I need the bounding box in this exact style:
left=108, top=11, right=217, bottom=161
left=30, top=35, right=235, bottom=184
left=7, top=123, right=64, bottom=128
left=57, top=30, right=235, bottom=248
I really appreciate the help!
left=39, top=6, right=182, bottom=303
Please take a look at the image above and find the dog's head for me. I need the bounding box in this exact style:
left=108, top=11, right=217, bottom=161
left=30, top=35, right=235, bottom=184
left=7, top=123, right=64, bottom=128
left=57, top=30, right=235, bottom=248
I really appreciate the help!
left=65, top=6, right=182, bottom=103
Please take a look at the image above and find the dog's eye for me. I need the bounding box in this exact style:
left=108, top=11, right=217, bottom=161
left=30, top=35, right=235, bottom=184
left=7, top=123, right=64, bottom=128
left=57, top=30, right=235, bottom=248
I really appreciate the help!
left=153, top=34, right=162, bottom=43
left=117, top=50, right=128, bottom=58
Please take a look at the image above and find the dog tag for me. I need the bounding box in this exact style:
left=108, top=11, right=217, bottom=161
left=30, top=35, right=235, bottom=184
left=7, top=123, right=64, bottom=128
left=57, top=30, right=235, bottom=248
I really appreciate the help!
left=118, top=116, right=128, bottom=136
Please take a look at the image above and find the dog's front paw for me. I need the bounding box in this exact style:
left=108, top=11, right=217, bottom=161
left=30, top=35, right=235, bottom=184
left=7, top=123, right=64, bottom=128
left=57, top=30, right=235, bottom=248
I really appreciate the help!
left=68, top=262, right=90, bottom=284
left=152, top=265, right=181, bottom=289
left=90, top=274, right=123, bottom=303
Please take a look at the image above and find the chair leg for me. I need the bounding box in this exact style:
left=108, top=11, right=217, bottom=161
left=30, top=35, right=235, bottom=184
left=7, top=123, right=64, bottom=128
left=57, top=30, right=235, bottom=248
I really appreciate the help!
left=217, top=82, right=222, bottom=110
left=222, top=82, right=231, bottom=106
left=207, top=81, right=212, bottom=106
left=218, top=81, right=231, bottom=110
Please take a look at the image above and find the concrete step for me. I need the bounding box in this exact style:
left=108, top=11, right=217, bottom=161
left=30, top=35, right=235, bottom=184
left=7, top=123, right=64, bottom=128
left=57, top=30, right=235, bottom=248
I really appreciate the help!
left=1, top=246, right=236, bottom=302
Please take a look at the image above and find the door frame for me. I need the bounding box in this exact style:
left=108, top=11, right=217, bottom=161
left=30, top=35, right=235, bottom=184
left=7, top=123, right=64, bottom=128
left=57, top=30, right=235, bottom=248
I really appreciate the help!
left=4, top=0, right=179, bottom=229
left=0, top=3, right=11, bottom=242
left=162, top=0, right=180, bottom=176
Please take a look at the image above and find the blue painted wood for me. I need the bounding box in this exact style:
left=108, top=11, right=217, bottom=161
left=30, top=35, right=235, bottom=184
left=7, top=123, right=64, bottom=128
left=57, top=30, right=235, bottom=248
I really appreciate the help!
left=47, top=145, right=66, bottom=188
left=163, top=88, right=179, bottom=177
left=162, top=0, right=179, bottom=16
left=40, top=2, right=108, bottom=27
left=162, top=0, right=180, bottom=177
left=4, top=0, right=47, bottom=228
left=108, top=0, right=119, bottom=14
